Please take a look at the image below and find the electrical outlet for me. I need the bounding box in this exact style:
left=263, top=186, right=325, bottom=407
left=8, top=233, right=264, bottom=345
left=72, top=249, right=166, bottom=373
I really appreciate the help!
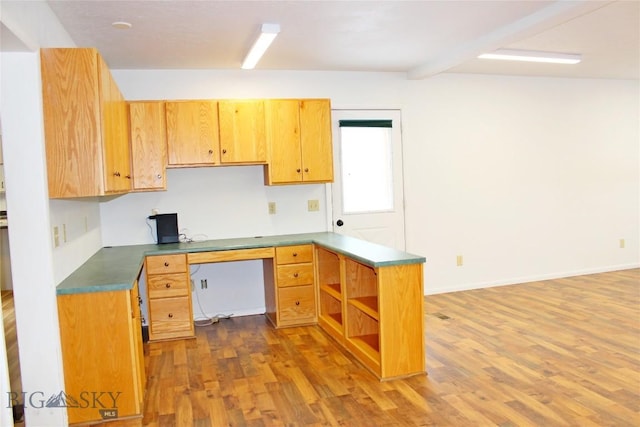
left=308, top=199, right=320, bottom=212
left=53, top=226, right=59, bottom=248
left=620, top=239, right=625, bottom=248
left=268, top=202, right=276, bottom=215
left=456, top=255, right=463, bottom=267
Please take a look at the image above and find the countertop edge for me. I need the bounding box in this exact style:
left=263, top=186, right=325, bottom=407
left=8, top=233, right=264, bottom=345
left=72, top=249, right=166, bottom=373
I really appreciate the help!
left=56, top=233, right=426, bottom=295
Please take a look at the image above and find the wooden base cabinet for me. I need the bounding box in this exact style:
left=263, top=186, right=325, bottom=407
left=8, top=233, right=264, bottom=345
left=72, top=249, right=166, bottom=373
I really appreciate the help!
left=264, top=245, right=317, bottom=327
left=316, top=247, right=425, bottom=380
left=57, top=282, right=145, bottom=425
left=145, top=254, right=195, bottom=341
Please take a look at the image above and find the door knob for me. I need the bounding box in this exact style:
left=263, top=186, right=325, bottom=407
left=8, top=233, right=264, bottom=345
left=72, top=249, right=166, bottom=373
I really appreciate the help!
left=336, top=219, right=344, bottom=227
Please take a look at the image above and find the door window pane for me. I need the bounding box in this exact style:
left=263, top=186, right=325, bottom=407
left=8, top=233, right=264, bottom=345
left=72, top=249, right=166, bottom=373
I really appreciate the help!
left=340, top=127, right=394, bottom=214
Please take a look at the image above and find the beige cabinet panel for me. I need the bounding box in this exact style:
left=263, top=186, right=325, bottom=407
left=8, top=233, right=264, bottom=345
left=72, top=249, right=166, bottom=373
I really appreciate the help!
left=128, top=101, right=167, bottom=191
left=57, top=286, right=144, bottom=424
left=41, top=48, right=131, bottom=198
left=265, top=99, right=333, bottom=185
left=299, top=99, right=333, bottom=183
left=219, top=99, right=267, bottom=163
left=166, top=100, right=219, bottom=166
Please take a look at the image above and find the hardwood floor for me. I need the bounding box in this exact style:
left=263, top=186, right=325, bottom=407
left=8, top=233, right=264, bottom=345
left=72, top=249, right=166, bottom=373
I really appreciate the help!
left=116, top=268, right=640, bottom=427
left=1, top=290, right=23, bottom=423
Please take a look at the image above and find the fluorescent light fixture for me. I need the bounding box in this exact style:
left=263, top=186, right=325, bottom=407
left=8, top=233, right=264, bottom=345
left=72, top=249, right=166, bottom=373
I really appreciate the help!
left=478, top=49, right=581, bottom=65
left=241, top=23, right=280, bottom=70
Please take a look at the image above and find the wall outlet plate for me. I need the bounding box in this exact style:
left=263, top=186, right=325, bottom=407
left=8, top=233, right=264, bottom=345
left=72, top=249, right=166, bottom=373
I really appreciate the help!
left=308, top=199, right=320, bottom=212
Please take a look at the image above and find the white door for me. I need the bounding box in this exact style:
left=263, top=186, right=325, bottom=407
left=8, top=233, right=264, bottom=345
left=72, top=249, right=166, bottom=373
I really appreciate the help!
left=331, top=110, right=406, bottom=250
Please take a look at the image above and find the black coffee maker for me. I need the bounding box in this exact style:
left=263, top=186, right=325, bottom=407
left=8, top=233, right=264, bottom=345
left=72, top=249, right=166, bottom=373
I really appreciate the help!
left=149, top=213, right=179, bottom=244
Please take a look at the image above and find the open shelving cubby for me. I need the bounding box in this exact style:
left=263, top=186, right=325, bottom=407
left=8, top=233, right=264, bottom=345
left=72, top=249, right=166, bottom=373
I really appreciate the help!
left=345, top=258, right=380, bottom=364
left=316, top=247, right=344, bottom=334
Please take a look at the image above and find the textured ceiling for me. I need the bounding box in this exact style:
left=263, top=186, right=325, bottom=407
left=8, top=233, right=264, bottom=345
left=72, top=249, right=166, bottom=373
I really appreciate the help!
left=14, top=1, right=640, bottom=79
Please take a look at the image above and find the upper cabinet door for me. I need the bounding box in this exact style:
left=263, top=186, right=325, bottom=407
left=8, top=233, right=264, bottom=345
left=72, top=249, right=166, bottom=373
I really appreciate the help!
left=218, top=100, right=267, bottom=164
left=166, top=101, right=219, bottom=166
left=300, top=99, right=333, bottom=183
left=129, top=102, right=167, bottom=191
left=264, top=99, right=303, bottom=184
left=99, top=54, right=132, bottom=193
left=41, top=48, right=104, bottom=198
left=41, top=48, right=131, bottom=198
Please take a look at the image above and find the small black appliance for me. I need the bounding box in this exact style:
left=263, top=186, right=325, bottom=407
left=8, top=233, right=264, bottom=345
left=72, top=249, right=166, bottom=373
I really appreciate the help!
left=149, top=213, right=179, bottom=244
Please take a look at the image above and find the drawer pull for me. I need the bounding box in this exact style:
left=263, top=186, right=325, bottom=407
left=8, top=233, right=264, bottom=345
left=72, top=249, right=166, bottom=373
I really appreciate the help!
left=295, top=301, right=300, bottom=306
left=164, top=262, right=169, bottom=267
left=168, top=313, right=173, bottom=318
left=165, top=283, right=171, bottom=288
left=292, top=252, right=298, bottom=257
left=293, top=273, right=299, bottom=278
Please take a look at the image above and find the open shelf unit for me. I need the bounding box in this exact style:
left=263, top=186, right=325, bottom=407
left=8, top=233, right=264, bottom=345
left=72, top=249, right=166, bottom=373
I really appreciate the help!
left=316, top=247, right=344, bottom=341
left=344, top=258, right=380, bottom=369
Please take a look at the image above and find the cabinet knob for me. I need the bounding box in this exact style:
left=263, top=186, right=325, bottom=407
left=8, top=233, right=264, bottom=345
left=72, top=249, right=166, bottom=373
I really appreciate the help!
left=208, top=149, right=214, bottom=155
left=125, top=175, right=131, bottom=179
left=296, top=168, right=301, bottom=173
left=293, top=273, right=299, bottom=278
left=165, top=283, right=171, bottom=288
left=292, top=253, right=298, bottom=257
left=222, top=149, right=227, bottom=154
left=114, top=171, right=121, bottom=177
left=164, top=262, right=169, bottom=267
left=156, top=174, right=162, bottom=179
left=304, top=168, right=309, bottom=173
left=295, top=301, right=300, bottom=306
left=168, top=313, right=173, bottom=318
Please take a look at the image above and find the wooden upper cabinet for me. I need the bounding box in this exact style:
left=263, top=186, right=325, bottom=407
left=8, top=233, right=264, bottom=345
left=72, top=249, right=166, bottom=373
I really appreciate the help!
left=218, top=100, right=267, bottom=164
left=299, top=99, right=333, bottom=183
left=99, top=55, right=132, bottom=193
left=264, top=99, right=333, bottom=185
left=265, top=99, right=302, bottom=183
left=128, top=102, right=167, bottom=191
left=165, top=100, right=219, bottom=166
left=41, top=48, right=131, bottom=198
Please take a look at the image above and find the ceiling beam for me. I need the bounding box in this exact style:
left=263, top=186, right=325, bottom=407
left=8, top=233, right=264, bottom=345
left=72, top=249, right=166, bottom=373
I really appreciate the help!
left=407, top=0, right=613, bottom=80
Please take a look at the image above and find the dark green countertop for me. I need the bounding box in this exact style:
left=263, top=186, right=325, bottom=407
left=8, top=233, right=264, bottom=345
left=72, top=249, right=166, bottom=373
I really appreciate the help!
left=56, top=232, right=426, bottom=295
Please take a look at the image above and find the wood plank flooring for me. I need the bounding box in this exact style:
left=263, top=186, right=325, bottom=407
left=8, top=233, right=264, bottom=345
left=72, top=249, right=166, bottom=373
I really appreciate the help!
left=116, top=268, right=639, bottom=427
left=1, top=290, right=23, bottom=422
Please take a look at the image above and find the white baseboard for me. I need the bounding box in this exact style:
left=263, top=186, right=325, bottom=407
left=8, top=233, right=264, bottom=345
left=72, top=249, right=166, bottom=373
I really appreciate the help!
left=425, top=263, right=640, bottom=296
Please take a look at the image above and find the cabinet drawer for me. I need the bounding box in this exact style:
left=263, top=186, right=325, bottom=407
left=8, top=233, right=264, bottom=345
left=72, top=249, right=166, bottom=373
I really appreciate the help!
left=276, top=245, right=313, bottom=265
left=277, top=263, right=314, bottom=287
left=146, top=254, right=187, bottom=274
left=148, top=273, right=189, bottom=298
left=278, top=285, right=316, bottom=323
left=149, top=297, right=192, bottom=333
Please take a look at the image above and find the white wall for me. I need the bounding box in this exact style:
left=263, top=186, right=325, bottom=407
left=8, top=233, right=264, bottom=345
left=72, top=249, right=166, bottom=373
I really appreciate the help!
left=402, top=74, right=639, bottom=293
left=106, top=68, right=639, bottom=301
left=0, top=52, right=67, bottom=427
left=0, top=2, right=79, bottom=425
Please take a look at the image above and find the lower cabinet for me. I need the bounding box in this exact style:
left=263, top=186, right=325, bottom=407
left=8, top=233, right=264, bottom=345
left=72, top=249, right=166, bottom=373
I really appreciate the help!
left=57, top=282, right=145, bottom=425
left=316, top=246, right=425, bottom=380
left=264, top=244, right=317, bottom=327
left=145, top=253, right=195, bottom=341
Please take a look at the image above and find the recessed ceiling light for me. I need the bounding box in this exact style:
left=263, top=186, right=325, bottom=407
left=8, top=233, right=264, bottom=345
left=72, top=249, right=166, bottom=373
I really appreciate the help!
left=478, top=49, right=581, bottom=65
left=112, top=21, right=132, bottom=30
